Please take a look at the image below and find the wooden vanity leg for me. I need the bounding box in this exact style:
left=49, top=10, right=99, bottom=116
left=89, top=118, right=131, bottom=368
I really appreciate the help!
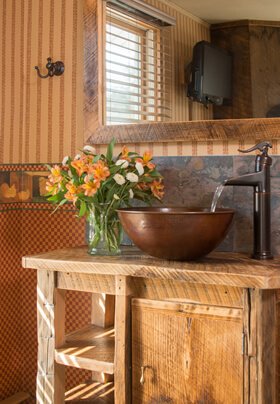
left=243, top=288, right=277, bottom=404
left=37, top=270, right=66, bottom=404
left=91, top=293, right=115, bottom=382
left=114, top=276, right=132, bottom=404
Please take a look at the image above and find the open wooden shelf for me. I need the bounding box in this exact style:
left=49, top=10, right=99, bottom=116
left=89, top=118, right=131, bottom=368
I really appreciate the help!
left=65, top=381, right=114, bottom=403
left=55, top=325, right=115, bottom=373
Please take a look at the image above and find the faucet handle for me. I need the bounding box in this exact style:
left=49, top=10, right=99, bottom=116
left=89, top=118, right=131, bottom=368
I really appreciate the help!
left=238, top=141, right=272, bottom=156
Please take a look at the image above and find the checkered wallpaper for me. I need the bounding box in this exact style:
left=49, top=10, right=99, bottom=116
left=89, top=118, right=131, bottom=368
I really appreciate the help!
left=0, top=166, right=93, bottom=400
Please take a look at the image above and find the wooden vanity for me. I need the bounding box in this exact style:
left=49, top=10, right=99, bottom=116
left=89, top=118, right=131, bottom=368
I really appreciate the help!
left=22, top=246, right=280, bottom=403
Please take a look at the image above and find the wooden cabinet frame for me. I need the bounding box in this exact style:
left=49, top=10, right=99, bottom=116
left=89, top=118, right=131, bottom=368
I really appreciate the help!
left=23, top=248, right=280, bottom=403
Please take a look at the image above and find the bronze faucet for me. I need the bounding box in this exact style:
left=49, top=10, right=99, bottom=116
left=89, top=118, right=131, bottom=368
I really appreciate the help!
left=224, top=141, right=273, bottom=260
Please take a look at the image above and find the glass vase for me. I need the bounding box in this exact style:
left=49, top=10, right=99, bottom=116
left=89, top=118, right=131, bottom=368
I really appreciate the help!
left=87, top=204, right=123, bottom=256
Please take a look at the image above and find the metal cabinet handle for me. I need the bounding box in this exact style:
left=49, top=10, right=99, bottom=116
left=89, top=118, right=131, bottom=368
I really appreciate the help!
left=140, top=366, right=146, bottom=385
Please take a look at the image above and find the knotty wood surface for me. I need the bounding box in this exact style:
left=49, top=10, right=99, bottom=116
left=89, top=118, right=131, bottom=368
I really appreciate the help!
left=132, top=299, right=243, bottom=403
left=23, top=246, right=280, bottom=289
left=86, top=117, right=280, bottom=145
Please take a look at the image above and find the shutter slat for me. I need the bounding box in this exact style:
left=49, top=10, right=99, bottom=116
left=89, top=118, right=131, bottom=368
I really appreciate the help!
left=107, top=108, right=170, bottom=118
left=106, top=97, right=171, bottom=110
left=106, top=78, right=169, bottom=94
left=106, top=50, right=172, bottom=69
left=106, top=69, right=171, bottom=87
left=106, top=59, right=172, bottom=74
left=106, top=88, right=171, bottom=103
left=105, top=5, right=171, bottom=124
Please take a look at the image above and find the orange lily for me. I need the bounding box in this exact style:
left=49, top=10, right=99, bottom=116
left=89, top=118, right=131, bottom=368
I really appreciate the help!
left=50, top=165, right=63, bottom=183
left=120, top=146, right=131, bottom=162
left=92, top=161, right=110, bottom=181
left=71, top=159, right=87, bottom=176
left=81, top=176, right=100, bottom=197
left=136, top=151, right=155, bottom=170
left=46, top=181, right=59, bottom=195
left=150, top=179, right=164, bottom=200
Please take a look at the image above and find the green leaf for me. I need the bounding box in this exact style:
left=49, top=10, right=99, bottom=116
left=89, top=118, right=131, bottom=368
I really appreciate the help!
left=47, top=194, right=60, bottom=202
left=58, top=198, right=68, bottom=207
left=79, top=200, right=87, bottom=217
left=109, top=165, right=121, bottom=175
left=149, top=170, right=162, bottom=177
left=93, top=154, right=101, bottom=163
left=139, top=176, right=153, bottom=183
left=106, top=138, right=115, bottom=162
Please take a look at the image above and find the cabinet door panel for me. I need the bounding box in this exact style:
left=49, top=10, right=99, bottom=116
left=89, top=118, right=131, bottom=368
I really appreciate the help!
left=132, top=299, right=243, bottom=404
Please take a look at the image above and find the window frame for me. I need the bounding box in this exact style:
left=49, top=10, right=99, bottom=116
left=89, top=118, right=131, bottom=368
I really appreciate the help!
left=102, top=2, right=166, bottom=125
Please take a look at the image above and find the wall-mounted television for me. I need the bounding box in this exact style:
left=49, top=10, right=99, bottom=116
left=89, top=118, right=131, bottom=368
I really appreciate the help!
left=186, top=41, right=232, bottom=107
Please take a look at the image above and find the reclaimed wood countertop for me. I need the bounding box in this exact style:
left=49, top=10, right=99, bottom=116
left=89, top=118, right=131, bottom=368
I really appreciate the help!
left=22, top=246, right=280, bottom=289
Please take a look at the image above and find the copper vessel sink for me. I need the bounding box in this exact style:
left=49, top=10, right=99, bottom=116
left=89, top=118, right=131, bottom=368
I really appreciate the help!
left=117, top=207, right=235, bottom=261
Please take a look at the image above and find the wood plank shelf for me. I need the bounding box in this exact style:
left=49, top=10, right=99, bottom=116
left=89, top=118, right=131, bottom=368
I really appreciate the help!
left=65, top=381, right=114, bottom=403
left=55, top=325, right=115, bottom=373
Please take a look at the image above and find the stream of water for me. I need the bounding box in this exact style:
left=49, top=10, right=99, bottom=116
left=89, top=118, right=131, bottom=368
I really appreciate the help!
left=210, top=184, right=225, bottom=212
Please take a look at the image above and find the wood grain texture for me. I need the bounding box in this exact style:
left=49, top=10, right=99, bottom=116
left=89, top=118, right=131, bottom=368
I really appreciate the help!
left=65, top=381, right=114, bottom=402
left=277, top=302, right=280, bottom=404
left=23, top=246, right=280, bottom=289
left=114, top=276, right=132, bottom=404
left=83, top=0, right=100, bottom=141
left=256, top=290, right=277, bottom=403
left=37, top=270, right=65, bottom=404
left=91, top=293, right=115, bottom=383
left=243, top=288, right=277, bottom=403
left=130, top=277, right=243, bottom=307
left=57, top=272, right=115, bottom=294
left=91, top=293, right=115, bottom=328
left=86, top=117, right=280, bottom=145
left=250, top=24, right=280, bottom=118
left=211, top=21, right=252, bottom=120
left=55, top=324, right=115, bottom=373
left=211, top=20, right=280, bottom=120
left=132, top=298, right=243, bottom=403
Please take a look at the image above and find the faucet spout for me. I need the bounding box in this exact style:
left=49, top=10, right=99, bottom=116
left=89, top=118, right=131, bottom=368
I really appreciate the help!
left=224, top=171, right=266, bottom=192
left=224, top=141, right=273, bottom=260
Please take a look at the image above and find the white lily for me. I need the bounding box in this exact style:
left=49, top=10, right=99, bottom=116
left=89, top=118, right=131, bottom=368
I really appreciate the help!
left=83, top=145, right=96, bottom=154
left=74, top=153, right=81, bottom=160
left=116, top=159, right=129, bottom=168
left=113, top=173, right=126, bottom=185
left=129, top=189, right=134, bottom=199
left=113, top=194, right=120, bottom=200
left=126, top=172, right=139, bottom=183
left=135, top=161, right=144, bottom=175
left=62, top=156, right=69, bottom=166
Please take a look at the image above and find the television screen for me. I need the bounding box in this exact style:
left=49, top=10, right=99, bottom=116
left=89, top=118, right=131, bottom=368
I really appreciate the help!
left=187, top=41, right=232, bottom=106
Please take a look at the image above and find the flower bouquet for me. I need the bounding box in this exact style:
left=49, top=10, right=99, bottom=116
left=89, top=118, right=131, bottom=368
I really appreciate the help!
left=46, top=139, right=164, bottom=255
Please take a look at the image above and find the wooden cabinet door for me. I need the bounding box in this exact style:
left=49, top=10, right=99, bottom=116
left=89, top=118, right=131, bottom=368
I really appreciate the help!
left=132, top=299, right=243, bottom=404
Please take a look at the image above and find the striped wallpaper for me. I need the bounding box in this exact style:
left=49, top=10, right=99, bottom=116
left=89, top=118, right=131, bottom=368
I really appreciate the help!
left=145, top=0, right=212, bottom=122
left=0, top=0, right=84, bottom=164
left=0, top=0, right=215, bottom=164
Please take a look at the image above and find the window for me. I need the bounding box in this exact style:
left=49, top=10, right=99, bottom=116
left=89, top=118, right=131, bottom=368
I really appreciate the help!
left=104, top=4, right=173, bottom=125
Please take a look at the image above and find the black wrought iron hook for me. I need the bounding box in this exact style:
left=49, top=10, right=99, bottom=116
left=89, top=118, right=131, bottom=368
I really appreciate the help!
left=35, top=57, right=64, bottom=79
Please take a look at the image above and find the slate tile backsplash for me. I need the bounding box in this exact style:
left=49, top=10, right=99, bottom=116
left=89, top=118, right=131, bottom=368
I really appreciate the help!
left=155, top=155, right=280, bottom=256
